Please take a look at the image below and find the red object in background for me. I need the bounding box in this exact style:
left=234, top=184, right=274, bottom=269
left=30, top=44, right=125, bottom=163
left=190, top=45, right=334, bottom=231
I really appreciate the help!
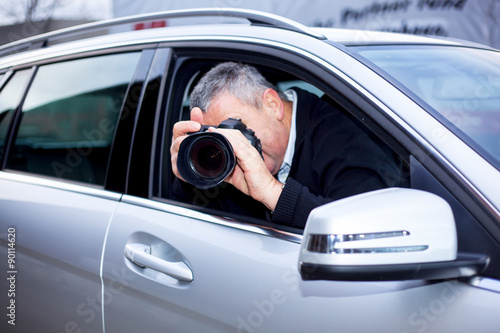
left=151, top=20, right=166, bottom=28
left=134, top=23, right=145, bottom=30
left=134, top=20, right=167, bottom=30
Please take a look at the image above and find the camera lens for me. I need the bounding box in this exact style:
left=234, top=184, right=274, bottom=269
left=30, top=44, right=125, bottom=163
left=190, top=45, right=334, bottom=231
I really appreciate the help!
left=177, top=132, right=236, bottom=189
left=190, top=139, right=226, bottom=178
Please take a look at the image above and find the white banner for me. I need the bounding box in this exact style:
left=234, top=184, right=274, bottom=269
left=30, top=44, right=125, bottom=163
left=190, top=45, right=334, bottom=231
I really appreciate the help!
left=113, top=0, right=500, bottom=48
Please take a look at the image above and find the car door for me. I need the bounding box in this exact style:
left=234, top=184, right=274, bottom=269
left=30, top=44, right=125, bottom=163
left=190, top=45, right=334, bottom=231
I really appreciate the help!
left=0, top=50, right=144, bottom=332
left=101, top=188, right=500, bottom=333
left=101, top=43, right=500, bottom=332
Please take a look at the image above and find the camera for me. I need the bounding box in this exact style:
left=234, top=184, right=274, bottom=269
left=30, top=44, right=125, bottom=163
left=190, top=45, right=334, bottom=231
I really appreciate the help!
left=177, top=118, right=262, bottom=189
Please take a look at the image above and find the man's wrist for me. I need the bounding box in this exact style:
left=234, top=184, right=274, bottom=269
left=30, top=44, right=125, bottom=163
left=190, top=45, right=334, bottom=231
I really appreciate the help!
left=263, top=179, right=285, bottom=211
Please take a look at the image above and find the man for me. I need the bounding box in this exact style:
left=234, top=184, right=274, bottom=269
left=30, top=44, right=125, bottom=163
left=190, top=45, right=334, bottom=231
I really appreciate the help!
left=171, top=62, right=405, bottom=228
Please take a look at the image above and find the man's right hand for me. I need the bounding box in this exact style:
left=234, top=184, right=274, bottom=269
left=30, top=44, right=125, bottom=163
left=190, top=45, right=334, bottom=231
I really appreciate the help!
left=170, top=107, right=205, bottom=180
left=170, top=120, right=202, bottom=181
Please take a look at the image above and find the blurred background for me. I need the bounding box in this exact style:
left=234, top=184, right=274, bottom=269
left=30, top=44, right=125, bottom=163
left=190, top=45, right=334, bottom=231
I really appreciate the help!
left=0, top=0, right=499, bottom=48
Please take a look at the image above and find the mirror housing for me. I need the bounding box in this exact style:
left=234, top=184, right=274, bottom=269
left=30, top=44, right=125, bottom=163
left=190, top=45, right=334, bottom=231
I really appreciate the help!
left=299, top=188, right=489, bottom=281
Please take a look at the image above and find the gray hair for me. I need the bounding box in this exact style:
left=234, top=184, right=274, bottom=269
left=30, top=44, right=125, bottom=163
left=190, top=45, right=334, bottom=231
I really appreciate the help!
left=190, top=62, right=286, bottom=112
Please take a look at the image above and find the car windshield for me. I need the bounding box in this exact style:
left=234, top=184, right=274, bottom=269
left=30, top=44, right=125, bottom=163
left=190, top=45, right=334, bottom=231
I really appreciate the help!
left=353, top=45, right=500, bottom=169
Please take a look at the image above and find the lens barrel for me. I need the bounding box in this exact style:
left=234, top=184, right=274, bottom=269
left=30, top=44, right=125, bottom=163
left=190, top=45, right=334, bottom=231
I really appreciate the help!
left=177, top=132, right=235, bottom=189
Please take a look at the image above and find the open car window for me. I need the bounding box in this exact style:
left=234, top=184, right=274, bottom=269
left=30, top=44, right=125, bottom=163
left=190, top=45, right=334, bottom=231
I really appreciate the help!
left=159, top=56, right=411, bottom=229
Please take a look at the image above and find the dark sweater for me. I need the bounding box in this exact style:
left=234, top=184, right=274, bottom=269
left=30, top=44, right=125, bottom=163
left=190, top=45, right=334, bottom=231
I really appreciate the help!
left=271, top=88, right=405, bottom=228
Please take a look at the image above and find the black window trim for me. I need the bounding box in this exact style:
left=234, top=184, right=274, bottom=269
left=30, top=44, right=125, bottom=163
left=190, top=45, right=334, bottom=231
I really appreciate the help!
left=124, top=47, right=171, bottom=197
left=105, top=48, right=158, bottom=193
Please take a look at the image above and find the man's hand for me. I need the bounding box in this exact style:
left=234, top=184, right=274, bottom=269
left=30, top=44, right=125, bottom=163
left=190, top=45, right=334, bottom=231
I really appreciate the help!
left=170, top=120, right=201, bottom=181
left=170, top=107, right=283, bottom=211
left=209, top=127, right=284, bottom=211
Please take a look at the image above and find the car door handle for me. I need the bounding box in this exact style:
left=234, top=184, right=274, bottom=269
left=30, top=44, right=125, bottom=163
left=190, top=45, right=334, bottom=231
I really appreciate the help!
left=124, top=243, right=194, bottom=282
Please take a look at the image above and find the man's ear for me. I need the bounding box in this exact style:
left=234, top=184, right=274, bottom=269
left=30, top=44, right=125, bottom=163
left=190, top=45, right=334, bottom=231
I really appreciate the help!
left=262, top=89, right=284, bottom=120
left=190, top=107, right=205, bottom=124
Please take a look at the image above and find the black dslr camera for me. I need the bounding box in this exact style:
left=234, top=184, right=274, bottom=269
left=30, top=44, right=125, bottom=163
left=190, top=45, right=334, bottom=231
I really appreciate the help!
left=177, top=118, right=262, bottom=189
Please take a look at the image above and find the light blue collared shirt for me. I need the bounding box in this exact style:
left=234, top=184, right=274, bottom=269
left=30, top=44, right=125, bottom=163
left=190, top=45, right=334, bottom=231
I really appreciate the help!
left=277, top=89, right=297, bottom=184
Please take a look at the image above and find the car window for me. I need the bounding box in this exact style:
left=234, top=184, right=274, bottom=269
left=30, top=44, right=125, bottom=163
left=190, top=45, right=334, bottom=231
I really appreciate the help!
left=354, top=45, right=500, bottom=169
left=6, top=52, right=141, bottom=185
left=276, top=80, right=323, bottom=98
left=0, top=69, right=31, bottom=161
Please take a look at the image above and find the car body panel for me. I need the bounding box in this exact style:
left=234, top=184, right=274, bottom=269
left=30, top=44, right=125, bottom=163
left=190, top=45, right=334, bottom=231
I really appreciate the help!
left=0, top=172, right=120, bottom=332
left=100, top=196, right=500, bottom=332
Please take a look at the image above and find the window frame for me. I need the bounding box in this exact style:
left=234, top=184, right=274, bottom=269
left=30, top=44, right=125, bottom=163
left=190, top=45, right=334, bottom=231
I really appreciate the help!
left=148, top=43, right=411, bottom=235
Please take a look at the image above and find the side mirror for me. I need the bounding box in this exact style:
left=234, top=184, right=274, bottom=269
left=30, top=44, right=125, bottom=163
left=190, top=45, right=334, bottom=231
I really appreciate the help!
left=299, top=188, right=489, bottom=281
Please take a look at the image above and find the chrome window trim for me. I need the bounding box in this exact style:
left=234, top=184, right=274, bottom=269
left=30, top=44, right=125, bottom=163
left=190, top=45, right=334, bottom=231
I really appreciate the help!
left=0, top=70, right=12, bottom=89
left=470, top=277, right=500, bottom=294
left=121, top=194, right=303, bottom=244
left=4, top=44, right=156, bottom=71
left=0, top=171, right=122, bottom=201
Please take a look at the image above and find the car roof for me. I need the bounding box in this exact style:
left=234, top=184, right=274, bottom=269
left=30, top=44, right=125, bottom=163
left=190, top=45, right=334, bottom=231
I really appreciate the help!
left=314, top=28, right=457, bottom=46
left=314, top=27, right=498, bottom=50
left=0, top=8, right=494, bottom=69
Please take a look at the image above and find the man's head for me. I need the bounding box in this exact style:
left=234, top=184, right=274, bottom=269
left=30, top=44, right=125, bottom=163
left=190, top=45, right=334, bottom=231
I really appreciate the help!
left=189, top=62, right=292, bottom=175
left=190, top=62, right=284, bottom=112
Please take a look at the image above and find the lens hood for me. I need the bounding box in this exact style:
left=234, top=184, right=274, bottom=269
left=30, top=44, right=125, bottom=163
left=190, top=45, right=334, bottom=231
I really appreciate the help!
left=177, top=132, right=236, bottom=189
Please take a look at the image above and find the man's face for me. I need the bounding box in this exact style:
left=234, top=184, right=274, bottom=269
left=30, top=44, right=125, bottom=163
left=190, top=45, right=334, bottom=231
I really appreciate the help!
left=202, top=92, right=288, bottom=175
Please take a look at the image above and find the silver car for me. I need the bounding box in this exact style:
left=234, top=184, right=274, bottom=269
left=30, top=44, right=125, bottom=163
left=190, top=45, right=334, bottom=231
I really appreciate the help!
left=1, top=8, right=499, bottom=333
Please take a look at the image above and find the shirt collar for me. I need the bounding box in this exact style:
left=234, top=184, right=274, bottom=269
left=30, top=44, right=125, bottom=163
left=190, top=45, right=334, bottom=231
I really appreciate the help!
left=277, top=89, right=297, bottom=182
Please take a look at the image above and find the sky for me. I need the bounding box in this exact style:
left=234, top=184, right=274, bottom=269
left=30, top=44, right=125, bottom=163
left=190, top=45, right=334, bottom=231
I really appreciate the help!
left=0, top=0, right=113, bottom=25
